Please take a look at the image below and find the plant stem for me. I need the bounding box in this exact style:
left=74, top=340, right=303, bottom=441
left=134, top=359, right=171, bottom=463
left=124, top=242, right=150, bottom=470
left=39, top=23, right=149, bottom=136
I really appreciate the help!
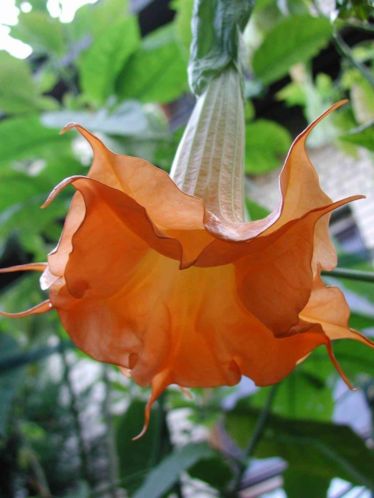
left=60, top=346, right=91, bottom=484
left=102, top=366, right=120, bottom=498
left=333, top=31, right=374, bottom=87
left=227, top=384, right=279, bottom=496
left=322, top=268, right=374, bottom=283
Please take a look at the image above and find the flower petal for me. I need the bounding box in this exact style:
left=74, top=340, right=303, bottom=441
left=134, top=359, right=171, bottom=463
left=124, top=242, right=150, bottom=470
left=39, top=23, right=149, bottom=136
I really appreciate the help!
left=300, top=275, right=374, bottom=347
left=204, top=100, right=348, bottom=243
left=233, top=197, right=362, bottom=335
left=61, top=124, right=213, bottom=266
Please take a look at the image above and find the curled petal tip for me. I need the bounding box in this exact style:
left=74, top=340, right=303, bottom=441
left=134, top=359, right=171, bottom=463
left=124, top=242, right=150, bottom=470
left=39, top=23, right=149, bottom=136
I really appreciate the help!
left=42, top=175, right=85, bottom=208
left=60, top=122, right=80, bottom=135
left=326, top=341, right=354, bottom=390
left=132, top=424, right=148, bottom=441
left=0, top=300, right=53, bottom=318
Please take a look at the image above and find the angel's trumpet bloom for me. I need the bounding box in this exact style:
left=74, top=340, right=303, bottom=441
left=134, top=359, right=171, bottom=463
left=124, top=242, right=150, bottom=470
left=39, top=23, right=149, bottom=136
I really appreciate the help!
left=1, top=70, right=373, bottom=438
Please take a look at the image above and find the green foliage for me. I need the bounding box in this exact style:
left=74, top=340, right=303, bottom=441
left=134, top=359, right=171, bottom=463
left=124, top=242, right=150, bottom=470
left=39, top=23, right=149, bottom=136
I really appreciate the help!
left=78, top=16, right=140, bottom=104
left=0, top=115, right=68, bottom=164
left=284, top=469, right=330, bottom=498
left=173, top=0, right=194, bottom=54
left=115, top=399, right=164, bottom=492
left=250, top=369, right=334, bottom=421
left=116, top=25, right=188, bottom=103
left=188, top=454, right=233, bottom=491
left=245, top=198, right=270, bottom=220
left=0, top=334, right=24, bottom=437
left=11, top=11, right=66, bottom=57
left=0, top=51, right=54, bottom=114
left=226, top=403, right=374, bottom=488
left=252, top=15, right=332, bottom=84
left=0, top=1, right=373, bottom=497
left=133, top=443, right=213, bottom=498
left=245, top=119, right=292, bottom=174
left=340, top=121, right=374, bottom=151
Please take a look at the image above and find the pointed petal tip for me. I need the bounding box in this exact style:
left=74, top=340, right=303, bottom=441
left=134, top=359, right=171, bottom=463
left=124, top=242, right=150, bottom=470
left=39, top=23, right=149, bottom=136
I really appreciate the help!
left=60, top=122, right=81, bottom=135
left=325, top=340, right=355, bottom=390
left=0, top=300, right=53, bottom=318
left=41, top=175, right=86, bottom=208
left=132, top=424, right=148, bottom=441
left=0, top=263, right=47, bottom=273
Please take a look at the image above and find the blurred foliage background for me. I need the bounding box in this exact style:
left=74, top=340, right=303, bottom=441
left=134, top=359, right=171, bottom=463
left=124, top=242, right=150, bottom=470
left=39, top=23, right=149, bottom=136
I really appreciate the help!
left=0, top=0, right=374, bottom=497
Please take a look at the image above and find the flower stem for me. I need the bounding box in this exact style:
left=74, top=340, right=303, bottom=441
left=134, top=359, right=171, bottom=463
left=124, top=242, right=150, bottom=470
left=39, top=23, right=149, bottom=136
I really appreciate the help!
left=170, top=68, right=247, bottom=223
left=322, top=268, right=374, bottom=283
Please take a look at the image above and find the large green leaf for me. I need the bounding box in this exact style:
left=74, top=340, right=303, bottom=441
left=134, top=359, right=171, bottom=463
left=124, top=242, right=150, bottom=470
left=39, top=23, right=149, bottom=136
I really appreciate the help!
left=284, top=469, right=330, bottom=498
left=252, top=15, right=332, bottom=84
left=133, top=443, right=213, bottom=498
left=226, top=404, right=374, bottom=489
left=116, top=25, right=188, bottom=103
left=0, top=51, right=48, bottom=114
left=68, top=0, right=130, bottom=42
left=188, top=455, right=233, bottom=491
left=250, top=369, right=334, bottom=421
left=115, top=399, right=165, bottom=493
left=0, top=116, right=68, bottom=165
left=245, top=119, right=291, bottom=174
left=11, top=11, right=66, bottom=57
left=78, top=17, right=140, bottom=104
left=340, top=122, right=374, bottom=151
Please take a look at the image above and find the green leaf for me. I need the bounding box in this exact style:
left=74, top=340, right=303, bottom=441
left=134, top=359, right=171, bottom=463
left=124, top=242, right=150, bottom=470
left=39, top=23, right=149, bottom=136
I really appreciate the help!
left=349, top=312, right=374, bottom=330
left=188, top=455, right=233, bottom=491
left=245, top=119, right=291, bottom=174
left=284, top=469, right=330, bottom=498
left=0, top=333, right=24, bottom=437
left=0, top=172, right=48, bottom=212
left=0, top=51, right=44, bottom=114
left=189, top=0, right=254, bottom=94
left=78, top=17, right=140, bottom=104
left=116, top=25, right=188, bottom=103
left=69, top=0, right=130, bottom=42
left=133, top=443, right=213, bottom=498
left=11, top=11, right=66, bottom=57
left=226, top=404, right=374, bottom=489
left=340, top=122, right=374, bottom=151
left=245, top=198, right=270, bottom=220
left=172, top=0, right=194, bottom=54
left=115, top=399, right=163, bottom=493
left=252, top=16, right=332, bottom=84
left=0, top=116, right=67, bottom=165
left=252, top=369, right=334, bottom=421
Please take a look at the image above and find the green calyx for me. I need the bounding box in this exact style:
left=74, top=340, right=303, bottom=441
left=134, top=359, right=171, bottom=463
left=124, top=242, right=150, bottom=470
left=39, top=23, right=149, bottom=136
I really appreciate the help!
left=188, top=0, right=255, bottom=96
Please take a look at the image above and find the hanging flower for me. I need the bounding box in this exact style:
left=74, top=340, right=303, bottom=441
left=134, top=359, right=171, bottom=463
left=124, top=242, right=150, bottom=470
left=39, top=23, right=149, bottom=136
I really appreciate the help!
left=1, top=70, right=373, bottom=438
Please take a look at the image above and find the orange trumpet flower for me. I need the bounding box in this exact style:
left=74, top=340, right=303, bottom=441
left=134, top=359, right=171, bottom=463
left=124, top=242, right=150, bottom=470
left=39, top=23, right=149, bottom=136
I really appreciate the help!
left=1, top=70, right=373, bottom=438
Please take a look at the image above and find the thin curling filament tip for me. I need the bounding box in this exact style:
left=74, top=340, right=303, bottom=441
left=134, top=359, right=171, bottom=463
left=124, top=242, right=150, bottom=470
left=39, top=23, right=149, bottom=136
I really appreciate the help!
left=132, top=424, right=148, bottom=441
left=60, top=122, right=79, bottom=135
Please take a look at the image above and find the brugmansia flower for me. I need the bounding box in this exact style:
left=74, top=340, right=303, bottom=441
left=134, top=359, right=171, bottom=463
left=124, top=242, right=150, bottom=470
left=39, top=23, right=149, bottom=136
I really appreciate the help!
left=1, top=70, right=373, bottom=438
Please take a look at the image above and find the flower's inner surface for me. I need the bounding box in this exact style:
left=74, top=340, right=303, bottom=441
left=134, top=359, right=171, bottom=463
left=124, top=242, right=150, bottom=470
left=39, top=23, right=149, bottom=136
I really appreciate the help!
left=170, top=69, right=246, bottom=224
